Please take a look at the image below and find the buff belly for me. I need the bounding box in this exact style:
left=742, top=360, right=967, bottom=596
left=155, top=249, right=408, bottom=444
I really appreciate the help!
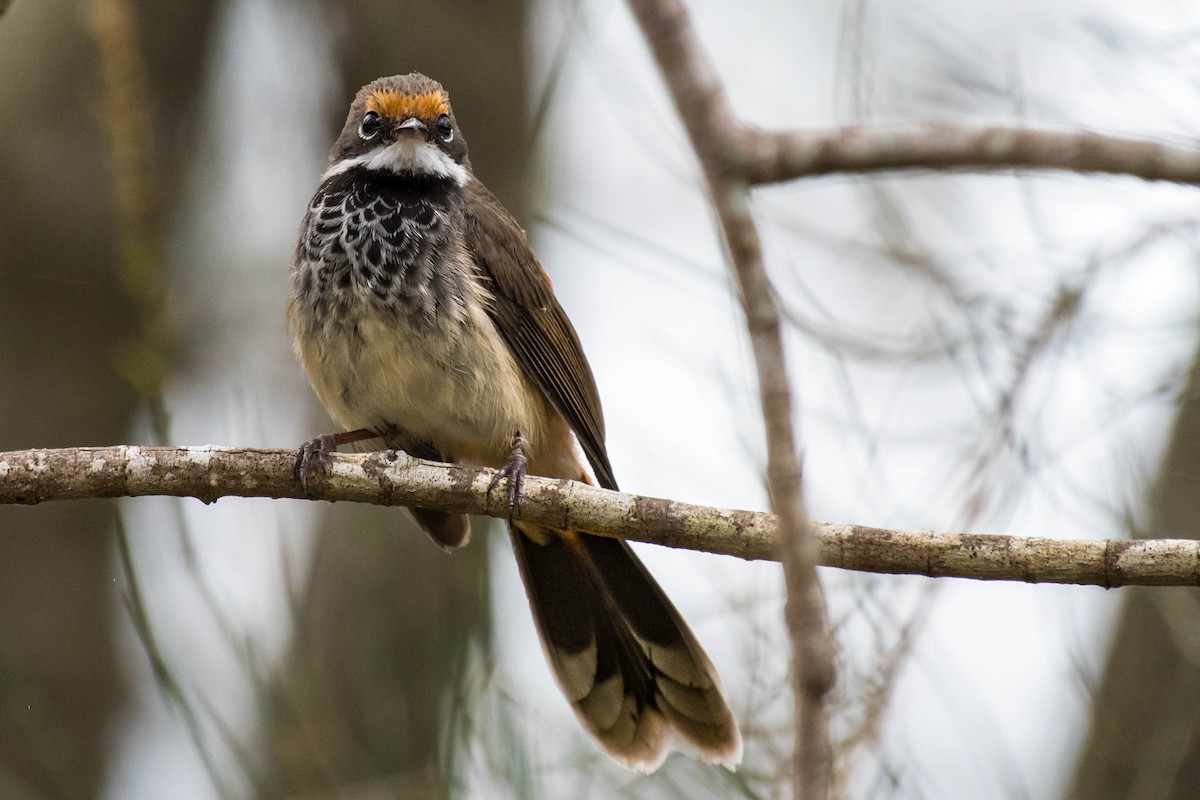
left=295, top=303, right=548, bottom=468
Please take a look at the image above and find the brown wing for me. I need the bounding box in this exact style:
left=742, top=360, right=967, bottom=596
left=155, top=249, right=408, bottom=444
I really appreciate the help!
left=464, top=179, right=617, bottom=491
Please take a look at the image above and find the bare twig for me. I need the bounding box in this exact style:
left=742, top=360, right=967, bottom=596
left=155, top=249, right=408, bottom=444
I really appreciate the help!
left=1, top=446, right=1197, bottom=587
left=738, top=124, right=1200, bottom=186
left=630, top=1, right=837, bottom=794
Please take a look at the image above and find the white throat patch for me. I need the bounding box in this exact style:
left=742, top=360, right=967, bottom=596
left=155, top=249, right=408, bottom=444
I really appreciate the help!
left=324, top=141, right=468, bottom=185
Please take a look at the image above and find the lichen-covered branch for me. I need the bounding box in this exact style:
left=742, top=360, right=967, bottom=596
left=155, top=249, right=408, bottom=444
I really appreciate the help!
left=0, top=445, right=1197, bottom=587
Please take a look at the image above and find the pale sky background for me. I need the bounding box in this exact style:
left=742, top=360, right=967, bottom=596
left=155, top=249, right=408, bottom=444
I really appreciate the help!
left=102, top=0, right=1200, bottom=797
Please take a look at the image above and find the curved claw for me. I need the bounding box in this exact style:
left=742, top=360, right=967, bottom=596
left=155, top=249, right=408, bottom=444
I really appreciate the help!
left=293, top=428, right=381, bottom=493
left=487, top=432, right=528, bottom=520
left=293, top=433, right=340, bottom=492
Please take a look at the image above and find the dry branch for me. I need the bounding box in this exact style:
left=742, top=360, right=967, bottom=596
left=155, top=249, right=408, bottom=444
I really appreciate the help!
left=739, top=124, right=1200, bottom=186
left=625, top=0, right=836, bottom=794
left=1, top=446, right=1196, bottom=588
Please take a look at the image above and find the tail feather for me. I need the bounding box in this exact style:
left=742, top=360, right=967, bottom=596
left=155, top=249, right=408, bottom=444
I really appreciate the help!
left=509, top=523, right=742, bottom=771
left=364, top=438, right=472, bottom=551
left=408, top=507, right=471, bottom=550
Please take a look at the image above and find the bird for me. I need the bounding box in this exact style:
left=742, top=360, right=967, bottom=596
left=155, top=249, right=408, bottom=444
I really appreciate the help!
left=287, top=72, right=741, bottom=772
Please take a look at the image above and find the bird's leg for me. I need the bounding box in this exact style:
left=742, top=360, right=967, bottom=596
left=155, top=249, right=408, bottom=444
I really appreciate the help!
left=294, top=428, right=380, bottom=492
left=488, top=430, right=528, bottom=519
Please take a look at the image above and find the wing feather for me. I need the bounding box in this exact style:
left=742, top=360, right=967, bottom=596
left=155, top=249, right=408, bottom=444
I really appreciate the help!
left=464, top=180, right=617, bottom=490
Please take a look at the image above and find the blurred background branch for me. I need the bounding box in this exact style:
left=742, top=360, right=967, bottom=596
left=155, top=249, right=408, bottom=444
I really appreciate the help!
left=624, top=0, right=838, bottom=793
left=740, top=124, right=1200, bottom=186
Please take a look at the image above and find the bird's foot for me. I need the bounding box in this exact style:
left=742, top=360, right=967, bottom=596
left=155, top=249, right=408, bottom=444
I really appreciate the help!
left=488, top=431, right=528, bottom=520
left=293, top=428, right=379, bottom=492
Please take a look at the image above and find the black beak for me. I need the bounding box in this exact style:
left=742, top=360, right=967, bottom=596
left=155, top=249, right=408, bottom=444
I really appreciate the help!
left=396, top=117, right=426, bottom=137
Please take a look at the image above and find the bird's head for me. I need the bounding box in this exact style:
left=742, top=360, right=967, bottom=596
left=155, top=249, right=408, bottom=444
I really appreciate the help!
left=326, top=73, right=470, bottom=184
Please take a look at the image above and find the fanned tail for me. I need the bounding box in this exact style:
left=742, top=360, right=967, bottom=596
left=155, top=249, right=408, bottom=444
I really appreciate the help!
left=509, top=523, right=742, bottom=772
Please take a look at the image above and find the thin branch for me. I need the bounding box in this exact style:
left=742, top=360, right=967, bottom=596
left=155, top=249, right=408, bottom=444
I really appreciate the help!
left=738, top=124, right=1200, bottom=186
left=625, top=0, right=835, bottom=795
left=0, top=446, right=1197, bottom=588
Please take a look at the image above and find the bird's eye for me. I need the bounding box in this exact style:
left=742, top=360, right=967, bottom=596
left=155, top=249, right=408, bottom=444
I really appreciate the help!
left=435, top=114, right=453, bottom=142
left=360, top=111, right=382, bottom=139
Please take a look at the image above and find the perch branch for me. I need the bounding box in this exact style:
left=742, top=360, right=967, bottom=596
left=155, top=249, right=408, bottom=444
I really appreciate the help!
left=0, top=446, right=1195, bottom=588
left=0, top=446, right=1197, bottom=587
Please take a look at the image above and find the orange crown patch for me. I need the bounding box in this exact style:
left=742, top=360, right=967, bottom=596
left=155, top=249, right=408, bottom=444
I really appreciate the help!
left=366, top=90, right=449, bottom=121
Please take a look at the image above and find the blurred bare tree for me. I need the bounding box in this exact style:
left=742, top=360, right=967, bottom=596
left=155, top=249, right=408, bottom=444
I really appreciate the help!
left=1068, top=346, right=1200, bottom=799
left=0, top=1, right=218, bottom=798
